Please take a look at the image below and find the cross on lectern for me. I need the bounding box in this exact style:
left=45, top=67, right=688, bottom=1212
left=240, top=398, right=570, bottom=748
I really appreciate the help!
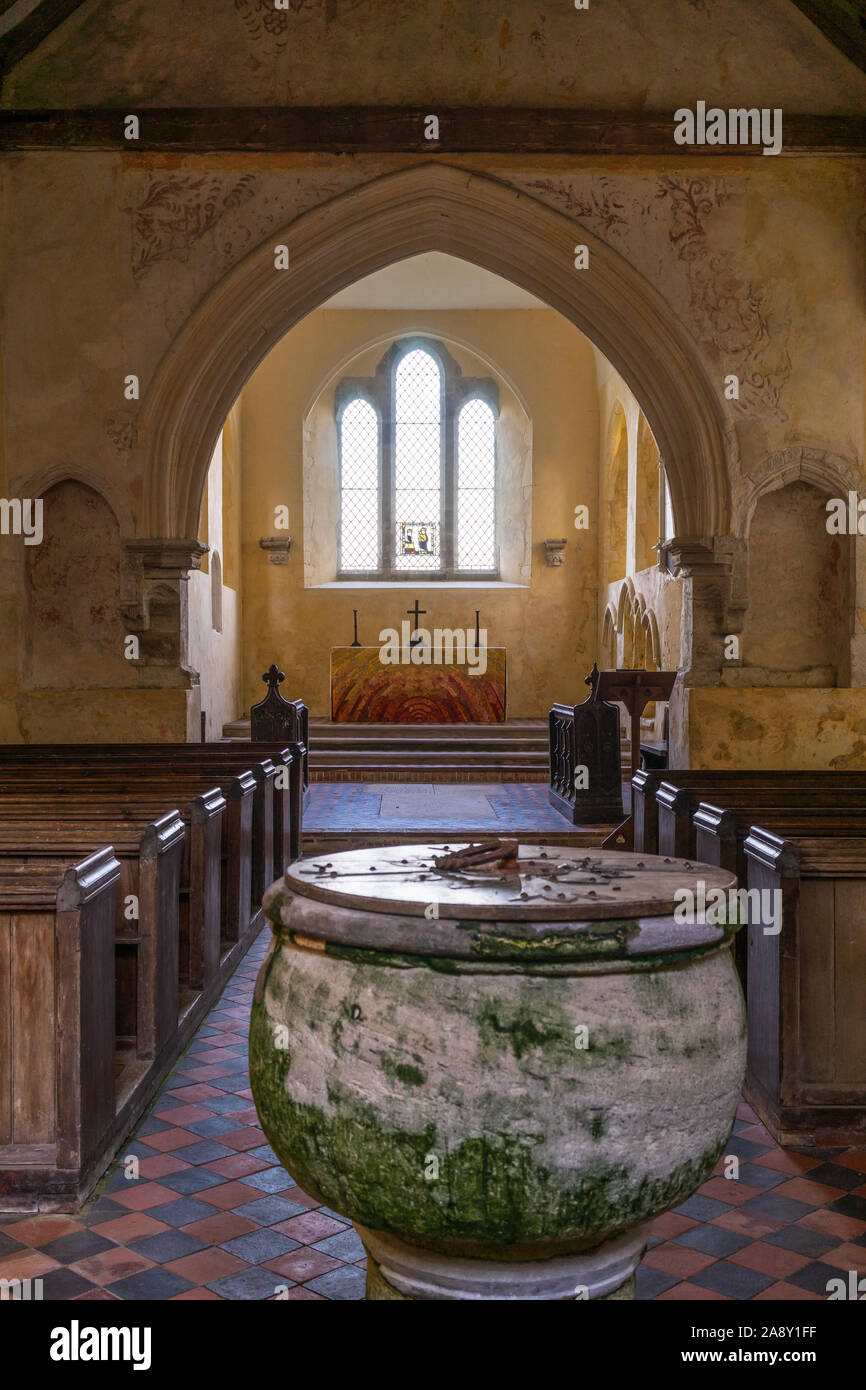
left=406, top=599, right=426, bottom=645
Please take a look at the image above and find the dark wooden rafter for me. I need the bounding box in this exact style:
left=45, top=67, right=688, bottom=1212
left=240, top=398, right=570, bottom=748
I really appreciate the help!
left=789, top=0, right=866, bottom=75
left=0, top=106, right=863, bottom=153
left=0, top=0, right=90, bottom=76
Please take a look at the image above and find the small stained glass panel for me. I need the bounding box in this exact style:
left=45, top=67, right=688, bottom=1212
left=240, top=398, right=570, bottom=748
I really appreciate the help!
left=399, top=522, right=439, bottom=558
left=339, top=397, right=379, bottom=571
left=457, top=397, right=497, bottom=571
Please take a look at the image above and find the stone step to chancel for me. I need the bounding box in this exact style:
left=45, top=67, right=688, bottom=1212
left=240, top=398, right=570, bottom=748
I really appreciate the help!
left=221, top=717, right=630, bottom=783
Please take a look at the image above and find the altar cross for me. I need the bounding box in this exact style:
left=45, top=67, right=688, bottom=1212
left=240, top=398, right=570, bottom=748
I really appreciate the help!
left=406, top=599, right=426, bottom=639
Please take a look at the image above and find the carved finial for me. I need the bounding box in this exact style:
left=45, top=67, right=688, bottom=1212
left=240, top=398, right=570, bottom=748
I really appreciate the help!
left=262, top=664, right=285, bottom=689
left=585, top=662, right=600, bottom=697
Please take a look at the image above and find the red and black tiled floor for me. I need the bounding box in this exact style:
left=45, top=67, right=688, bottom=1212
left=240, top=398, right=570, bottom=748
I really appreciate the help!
left=1, top=927, right=865, bottom=1300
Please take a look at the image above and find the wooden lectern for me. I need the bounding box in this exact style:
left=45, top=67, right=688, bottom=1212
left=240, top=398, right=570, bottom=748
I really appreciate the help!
left=599, top=668, right=677, bottom=850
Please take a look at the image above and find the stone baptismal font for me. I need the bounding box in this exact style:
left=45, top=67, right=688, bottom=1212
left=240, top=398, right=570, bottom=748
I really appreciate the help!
left=250, top=841, right=746, bottom=1300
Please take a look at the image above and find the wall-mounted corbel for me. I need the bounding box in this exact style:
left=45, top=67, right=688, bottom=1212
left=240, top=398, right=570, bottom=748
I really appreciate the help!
left=544, top=538, right=567, bottom=567
left=259, top=536, right=293, bottom=565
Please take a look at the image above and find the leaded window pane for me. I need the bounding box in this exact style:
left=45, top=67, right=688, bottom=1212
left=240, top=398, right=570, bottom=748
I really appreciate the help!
left=339, top=397, right=379, bottom=571
left=457, top=397, right=496, bottom=570
left=394, top=350, right=442, bottom=571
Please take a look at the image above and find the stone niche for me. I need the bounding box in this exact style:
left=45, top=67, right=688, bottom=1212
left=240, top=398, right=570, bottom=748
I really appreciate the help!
left=737, top=481, right=851, bottom=687
left=25, top=479, right=131, bottom=690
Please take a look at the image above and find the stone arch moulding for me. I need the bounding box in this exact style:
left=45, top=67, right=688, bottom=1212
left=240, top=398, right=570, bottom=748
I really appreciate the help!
left=17, top=463, right=135, bottom=538
left=302, top=324, right=533, bottom=421
left=616, top=578, right=636, bottom=631
left=604, top=395, right=631, bottom=462
left=138, top=163, right=731, bottom=543
left=735, top=444, right=864, bottom=536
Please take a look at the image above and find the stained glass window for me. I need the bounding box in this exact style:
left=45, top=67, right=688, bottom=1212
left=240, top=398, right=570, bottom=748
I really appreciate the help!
left=337, top=339, right=498, bottom=578
left=394, top=349, right=442, bottom=572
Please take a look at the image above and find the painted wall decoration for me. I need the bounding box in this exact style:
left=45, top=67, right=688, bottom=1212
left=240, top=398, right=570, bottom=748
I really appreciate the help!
left=655, top=175, right=792, bottom=418
left=331, top=646, right=507, bottom=723
left=129, top=174, right=257, bottom=280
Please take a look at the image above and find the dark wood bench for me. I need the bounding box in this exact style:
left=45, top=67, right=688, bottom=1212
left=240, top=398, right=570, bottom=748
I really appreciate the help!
left=0, top=806, right=200, bottom=1065
left=250, top=667, right=309, bottom=804
left=695, top=803, right=866, bottom=882
left=693, top=802, right=866, bottom=998
left=744, top=826, right=866, bottom=1145
left=0, top=849, right=120, bottom=1210
left=0, top=742, right=304, bottom=881
left=0, top=741, right=305, bottom=1211
left=631, top=769, right=866, bottom=858
left=636, top=767, right=866, bottom=861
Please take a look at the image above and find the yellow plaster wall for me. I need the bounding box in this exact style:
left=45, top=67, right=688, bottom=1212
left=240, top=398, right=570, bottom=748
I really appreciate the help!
left=14, top=689, right=191, bottom=744
left=688, top=688, right=866, bottom=771
left=239, top=307, right=599, bottom=717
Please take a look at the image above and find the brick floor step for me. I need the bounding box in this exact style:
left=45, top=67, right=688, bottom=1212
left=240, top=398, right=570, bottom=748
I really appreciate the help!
left=310, top=765, right=550, bottom=783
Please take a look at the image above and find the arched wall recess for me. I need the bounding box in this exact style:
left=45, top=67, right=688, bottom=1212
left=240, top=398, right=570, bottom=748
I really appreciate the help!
left=736, top=444, right=864, bottom=536
left=17, top=463, right=136, bottom=539
left=137, top=164, right=731, bottom=543
left=211, top=551, right=223, bottom=633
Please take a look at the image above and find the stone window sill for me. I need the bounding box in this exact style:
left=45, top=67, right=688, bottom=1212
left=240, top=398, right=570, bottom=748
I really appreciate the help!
left=308, top=580, right=528, bottom=590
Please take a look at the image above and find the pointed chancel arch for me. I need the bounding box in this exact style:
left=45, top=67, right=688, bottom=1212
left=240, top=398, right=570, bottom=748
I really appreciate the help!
left=138, top=163, right=730, bottom=544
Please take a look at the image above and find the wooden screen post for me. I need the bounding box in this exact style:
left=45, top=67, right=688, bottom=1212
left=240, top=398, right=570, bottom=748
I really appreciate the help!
left=599, top=668, right=678, bottom=850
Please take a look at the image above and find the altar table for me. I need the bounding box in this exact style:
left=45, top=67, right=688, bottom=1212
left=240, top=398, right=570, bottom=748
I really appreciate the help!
left=330, top=646, right=507, bottom=723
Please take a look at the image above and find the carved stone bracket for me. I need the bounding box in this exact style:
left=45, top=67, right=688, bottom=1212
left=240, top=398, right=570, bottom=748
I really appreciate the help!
left=662, top=534, right=747, bottom=686
left=120, top=537, right=208, bottom=684
left=543, top=538, right=567, bottom=567
left=259, top=536, right=293, bottom=565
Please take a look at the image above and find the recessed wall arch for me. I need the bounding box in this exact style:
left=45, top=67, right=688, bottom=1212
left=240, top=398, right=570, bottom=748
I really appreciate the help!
left=616, top=578, right=636, bottom=631
left=736, top=444, right=864, bottom=537
left=601, top=605, right=617, bottom=667
left=137, top=163, right=730, bottom=544
left=19, top=463, right=136, bottom=539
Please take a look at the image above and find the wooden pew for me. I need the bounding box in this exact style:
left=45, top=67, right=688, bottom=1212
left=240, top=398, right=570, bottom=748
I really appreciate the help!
left=695, top=803, right=866, bottom=883
left=0, top=741, right=304, bottom=881
left=0, top=741, right=305, bottom=1210
left=0, top=848, right=120, bottom=1209
left=0, top=787, right=229, bottom=985
left=633, top=769, right=866, bottom=857
left=649, top=773, right=866, bottom=860
left=0, top=792, right=233, bottom=1211
left=744, top=826, right=866, bottom=1145
left=693, top=802, right=866, bottom=998
left=0, top=770, right=255, bottom=942
left=0, top=809, right=189, bottom=1064
left=250, top=668, right=310, bottom=806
